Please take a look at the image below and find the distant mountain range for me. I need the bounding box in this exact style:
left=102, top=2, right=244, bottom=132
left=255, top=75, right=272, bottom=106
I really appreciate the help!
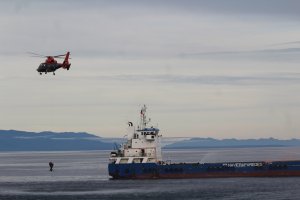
left=165, top=137, right=300, bottom=149
left=1, top=130, right=300, bottom=151
left=0, top=130, right=115, bottom=151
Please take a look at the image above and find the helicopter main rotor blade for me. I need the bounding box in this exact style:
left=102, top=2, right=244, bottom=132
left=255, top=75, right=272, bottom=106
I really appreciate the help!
left=53, top=54, right=67, bottom=58
left=27, top=52, right=47, bottom=57
left=27, top=52, right=71, bottom=59
left=55, top=57, right=72, bottom=59
left=28, top=54, right=47, bottom=58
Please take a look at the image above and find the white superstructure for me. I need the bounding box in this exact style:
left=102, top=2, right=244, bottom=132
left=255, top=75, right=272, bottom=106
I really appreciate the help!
left=109, top=105, right=162, bottom=164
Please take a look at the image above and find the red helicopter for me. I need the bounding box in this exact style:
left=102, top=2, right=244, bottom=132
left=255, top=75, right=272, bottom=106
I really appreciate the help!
left=29, top=51, right=71, bottom=75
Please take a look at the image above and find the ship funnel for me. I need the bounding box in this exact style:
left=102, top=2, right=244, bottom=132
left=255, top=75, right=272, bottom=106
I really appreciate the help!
left=126, top=122, right=134, bottom=139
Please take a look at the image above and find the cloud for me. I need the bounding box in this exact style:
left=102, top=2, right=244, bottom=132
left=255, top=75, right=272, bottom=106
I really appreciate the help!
left=1, top=0, right=300, bottom=57
left=178, top=47, right=300, bottom=62
left=13, top=0, right=298, bottom=18
left=270, top=41, right=300, bottom=46
left=1, top=0, right=300, bottom=138
left=76, top=73, right=300, bottom=86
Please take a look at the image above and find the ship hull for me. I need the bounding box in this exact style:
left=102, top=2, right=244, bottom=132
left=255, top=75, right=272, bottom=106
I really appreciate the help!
left=108, top=160, right=300, bottom=179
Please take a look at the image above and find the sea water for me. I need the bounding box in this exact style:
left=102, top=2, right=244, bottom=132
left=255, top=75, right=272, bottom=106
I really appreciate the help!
left=0, top=147, right=300, bottom=199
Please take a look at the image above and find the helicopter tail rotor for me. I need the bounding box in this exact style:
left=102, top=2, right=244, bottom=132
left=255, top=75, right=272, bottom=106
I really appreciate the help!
left=62, top=52, right=71, bottom=70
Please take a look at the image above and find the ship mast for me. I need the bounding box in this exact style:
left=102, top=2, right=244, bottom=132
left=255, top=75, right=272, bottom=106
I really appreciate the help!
left=139, top=104, right=151, bottom=129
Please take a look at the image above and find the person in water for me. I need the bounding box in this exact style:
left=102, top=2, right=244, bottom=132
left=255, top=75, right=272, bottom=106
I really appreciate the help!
left=49, top=162, right=54, bottom=172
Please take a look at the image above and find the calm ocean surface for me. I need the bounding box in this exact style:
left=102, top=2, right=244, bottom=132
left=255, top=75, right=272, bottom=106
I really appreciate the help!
left=1, top=147, right=300, bottom=200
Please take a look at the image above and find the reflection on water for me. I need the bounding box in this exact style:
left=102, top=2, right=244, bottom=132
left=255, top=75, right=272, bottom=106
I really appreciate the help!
left=0, top=147, right=300, bottom=199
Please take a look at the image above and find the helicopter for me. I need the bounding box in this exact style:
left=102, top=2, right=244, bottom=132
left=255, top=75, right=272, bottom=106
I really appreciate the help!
left=29, top=51, right=71, bottom=75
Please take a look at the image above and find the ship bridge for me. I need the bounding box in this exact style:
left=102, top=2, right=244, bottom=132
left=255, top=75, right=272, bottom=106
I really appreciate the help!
left=109, top=105, right=162, bottom=164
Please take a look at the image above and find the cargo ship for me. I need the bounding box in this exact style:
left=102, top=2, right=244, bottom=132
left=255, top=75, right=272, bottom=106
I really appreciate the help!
left=108, top=105, right=300, bottom=179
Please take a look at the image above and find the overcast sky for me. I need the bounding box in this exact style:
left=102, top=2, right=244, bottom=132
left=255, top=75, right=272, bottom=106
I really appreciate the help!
left=1, top=0, right=300, bottom=139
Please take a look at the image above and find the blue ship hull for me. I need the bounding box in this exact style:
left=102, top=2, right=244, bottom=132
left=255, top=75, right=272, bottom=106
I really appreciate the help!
left=108, top=160, right=300, bottom=179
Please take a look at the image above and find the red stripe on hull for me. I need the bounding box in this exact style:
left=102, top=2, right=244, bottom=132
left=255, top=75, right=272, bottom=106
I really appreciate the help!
left=111, top=171, right=300, bottom=179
